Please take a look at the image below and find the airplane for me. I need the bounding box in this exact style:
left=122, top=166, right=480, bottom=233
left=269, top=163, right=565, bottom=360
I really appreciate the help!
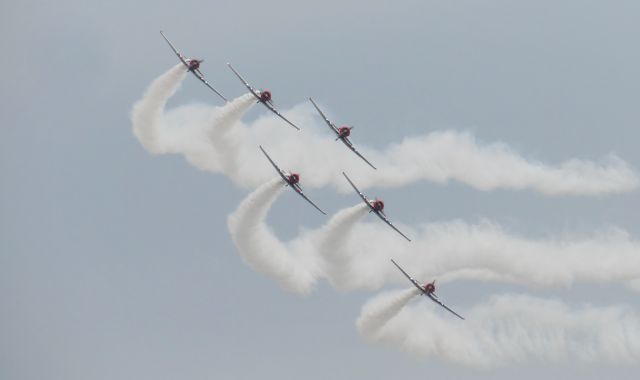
left=342, top=172, right=411, bottom=241
left=160, top=31, right=227, bottom=102
left=227, top=63, right=301, bottom=131
left=308, top=98, right=376, bottom=170
left=260, top=146, right=326, bottom=215
left=391, top=259, right=465, bottom=320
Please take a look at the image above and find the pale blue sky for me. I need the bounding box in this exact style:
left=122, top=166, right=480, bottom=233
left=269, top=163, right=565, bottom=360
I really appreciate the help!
left=2, top=1, right=639, bottom=379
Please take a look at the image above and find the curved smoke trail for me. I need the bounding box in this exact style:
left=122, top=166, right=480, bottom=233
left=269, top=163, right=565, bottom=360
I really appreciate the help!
left=132, top=66, right=639, bottom=196
left=358, top=292, right=640, bottom=367
left=356, top=288, right=420, bottom=338
left=227, top=178, right=319, bottom=294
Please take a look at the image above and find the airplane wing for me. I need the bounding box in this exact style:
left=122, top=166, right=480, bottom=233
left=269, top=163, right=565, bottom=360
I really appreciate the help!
left=260, top=146, right=325, bottom=215
left=192, top=70, right=228, bottom=102
left=290, top=185, right=327, bottom=215
left=160, top=32, right=227, bottom=102
left=227, top=63, right=260, bottom=99
left=261, top=99, right=301, bottom=131
left=308, top=98, right=339, bottom=134
left=339, top=139, right=377, bottom=170
left=342, top=172, right=373, bottom=210
left=260, top=146, right=290, bottom=184
left=391, top=259, right=465, bottom=320
left=375, top=211, right=411, bottom=241
left=228, top=63, right=300, bottom=131
left=160, top=31, right=189, bottom=67
left=427, top=294, right=465, bottom=320
left=391, top=259, right=424, bottom=292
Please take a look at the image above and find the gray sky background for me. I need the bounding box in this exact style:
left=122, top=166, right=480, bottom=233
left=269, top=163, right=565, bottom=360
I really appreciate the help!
left=2, top=0, right=640, bottom=379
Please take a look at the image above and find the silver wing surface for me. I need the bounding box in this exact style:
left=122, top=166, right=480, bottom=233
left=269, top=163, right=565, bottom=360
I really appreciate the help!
left=290, top=184, right=327, bottom=215
left=374, top=212, right=411, bottom=241
left=192, top=69, right=228, bottom=102
left=260, top=146, right=289, bottom=184
left=260, top=146, right=326, bottom=215
left=342, top=172, right=410, bottom=241
left=339, top=139, right=377, bottom=170
left=427, top=294, right=465, bottom=320
left=309, top=98, right=339, bottom=134
left=227, top=64, right=300, bottom=131
left=391, top=260, right=465, bottom=320
left=342, top=172, right=372, bottom=210
left=160, top=31, right=189, bottom=67
left=310, top=99, right=376, bottom=169
left=160, top=31, right=227, bottom=102
left=391, top=259, right=424, bottom=291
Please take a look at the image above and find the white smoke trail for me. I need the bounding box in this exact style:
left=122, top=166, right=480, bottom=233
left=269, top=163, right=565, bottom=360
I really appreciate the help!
left=132, top=67, right=639, bottom=196
left=320, top=219, right=640, bottom=292
left=132, top=65, right=256, bottom=176
left=358, top=292, right=640, bottom=367
left=356, top=288, right=420, bottom=338
left=227, top=178, right=319, bottom=294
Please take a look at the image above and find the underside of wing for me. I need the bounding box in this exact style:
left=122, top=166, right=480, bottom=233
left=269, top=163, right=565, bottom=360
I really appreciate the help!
left=259, top=146, right=289, bottom=184
left=160, top=31, right=190, bottom=68
left=341, top=140, right=377, bottom=170
left=191, top=71, right=228, bottom=102
left=263, top=102, right=301, bottom=130
left=342, top=172, right=371, bottom=208
left=292, top=186, right=327, bottom=215
left=377, top=212, right=411, bottom=242
left=309, top=98, right=339, bottom=134
left=428, top=294, right=465, bottom=320
left=227, top=63, right=261, bottom=100
left=391, top=259, right=424, bottom=291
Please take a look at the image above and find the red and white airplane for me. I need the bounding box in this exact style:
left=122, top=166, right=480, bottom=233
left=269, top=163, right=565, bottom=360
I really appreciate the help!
left=227, top=63, right=300, bottom=131
left=160, top=31, right=227, bottom=102
left=309, top=98, right=376, bottom=170
left=260, top=146, right=326, bottom=215
left=342, top=172, right=410, bottom=241
left=391, top=259, right=465, bottom=320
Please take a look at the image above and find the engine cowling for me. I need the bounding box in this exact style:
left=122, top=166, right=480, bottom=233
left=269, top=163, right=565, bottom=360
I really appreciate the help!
left=373, top=200, right=384, bottom=211
left=289, top=173, right=300, bottom=185
left=424, top=282, right=436, bottom=294
left=338, top=126, right=351, bottom=138
left=260, top=90, right=272, bottom=102
left=188, top=59, right=201, bottom=70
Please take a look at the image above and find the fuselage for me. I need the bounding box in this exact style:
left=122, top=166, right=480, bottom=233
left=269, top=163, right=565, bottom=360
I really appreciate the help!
left=287, top=173, right=300, bottom=186
left=338, top=126, right=351, bottom=139
left=370, top=199, right=384, bottom=212
left=186, top=58, right=201, bottom=71
left=259, top=90, right=272, bottom=103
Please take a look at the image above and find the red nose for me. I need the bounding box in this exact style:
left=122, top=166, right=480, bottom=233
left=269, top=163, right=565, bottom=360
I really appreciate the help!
left=290, top=174, right=299, bottom=184
left=374, top=200, right=384, bottom=211
left=424, top=282, right=435, bottom=293
left=261, top=91, right=272, bottom=102
left=339, top=127, right=351, bottom=137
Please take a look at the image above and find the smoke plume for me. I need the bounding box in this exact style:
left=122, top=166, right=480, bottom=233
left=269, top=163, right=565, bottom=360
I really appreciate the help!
left=358, top=292, right=640, bottom=367
left=132, top=66, right=639, bottom=196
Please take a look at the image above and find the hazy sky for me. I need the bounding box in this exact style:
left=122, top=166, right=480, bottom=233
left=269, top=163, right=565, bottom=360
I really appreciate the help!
left=2, top=1, right=640, bottom=379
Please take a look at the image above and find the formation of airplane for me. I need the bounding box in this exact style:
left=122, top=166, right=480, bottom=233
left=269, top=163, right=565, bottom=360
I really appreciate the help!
left=391, top=259, right=465, bottom=320
left=260, top=146, right=326, bottom=215
left=156, top=32, right=466, bottom=320
left=342, top=172, right=411, bottom=242
left=309, top=98, right=376, bottom=170
left=227, top=63, right=301, bottom=131
left=160, top=31, right=227, bottom=102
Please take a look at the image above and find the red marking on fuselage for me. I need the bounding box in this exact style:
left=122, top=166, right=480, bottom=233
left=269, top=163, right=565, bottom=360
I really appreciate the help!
left=288, top=173, right=300, bottom=185
left=338, top=126, right=351, bottom=138
left=187, top=59, right=201, bottom=71
left=372, top=200, right=384, bottom=211
left=423, top=282, right=436, bottom=294
left=260, top=90, right=272, bottom=102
